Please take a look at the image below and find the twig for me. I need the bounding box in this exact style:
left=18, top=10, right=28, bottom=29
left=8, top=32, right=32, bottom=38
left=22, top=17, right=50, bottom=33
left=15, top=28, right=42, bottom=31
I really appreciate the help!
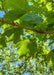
left=0, top=20, right=54, bottom=35
left=2, top=1, right=6, bottom=13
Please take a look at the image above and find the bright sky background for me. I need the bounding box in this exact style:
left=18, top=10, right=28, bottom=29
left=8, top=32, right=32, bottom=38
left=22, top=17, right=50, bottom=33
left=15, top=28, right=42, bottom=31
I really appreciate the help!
left=0, top=11, right=5, bottom=17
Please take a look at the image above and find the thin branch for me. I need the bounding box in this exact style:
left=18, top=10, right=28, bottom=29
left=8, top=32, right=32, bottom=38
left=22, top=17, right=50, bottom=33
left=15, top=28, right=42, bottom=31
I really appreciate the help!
left=2, top=1, right=6, bottom=13
left=0, top=20, right=54, bottom=35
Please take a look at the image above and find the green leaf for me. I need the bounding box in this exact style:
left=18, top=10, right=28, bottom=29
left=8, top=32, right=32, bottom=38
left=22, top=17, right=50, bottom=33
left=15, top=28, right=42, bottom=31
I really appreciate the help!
left=3, top=27, right=23, bottom=44
left=21, top=13, right=43, bottom=23
left=17, top=39, right=43, bottom=57
left=4, top=0, right=29, bottom=11
left=4, top=10, right=26, bottom=22
left=0, top=36, right=6, bottom=48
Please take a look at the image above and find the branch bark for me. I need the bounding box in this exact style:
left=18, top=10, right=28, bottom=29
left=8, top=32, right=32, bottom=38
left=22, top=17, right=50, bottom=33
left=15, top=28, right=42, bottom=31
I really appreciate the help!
left=2, top=1, right=6, bottom=13
left=0, top=20, right=54, bottom=35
